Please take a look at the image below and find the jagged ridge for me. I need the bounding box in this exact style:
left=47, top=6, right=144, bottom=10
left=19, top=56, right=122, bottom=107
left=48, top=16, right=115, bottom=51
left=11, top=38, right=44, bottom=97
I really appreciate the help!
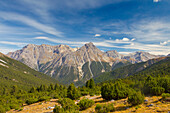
left=7, top=42, right=161, bottom=85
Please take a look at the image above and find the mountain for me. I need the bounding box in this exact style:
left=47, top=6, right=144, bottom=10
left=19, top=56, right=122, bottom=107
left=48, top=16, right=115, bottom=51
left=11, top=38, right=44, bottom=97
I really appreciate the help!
left=0, top=52, right=56, bottom=93
left=123, top=51, right=159, bottom=63
left=7, top=42, right=160, bottom=85
left=94, top=57, right=170, bottom=83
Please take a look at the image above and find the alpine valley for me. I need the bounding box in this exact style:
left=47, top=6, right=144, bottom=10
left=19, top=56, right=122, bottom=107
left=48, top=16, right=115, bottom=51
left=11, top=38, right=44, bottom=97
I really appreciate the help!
left=7, top=42, right=161, bottom=85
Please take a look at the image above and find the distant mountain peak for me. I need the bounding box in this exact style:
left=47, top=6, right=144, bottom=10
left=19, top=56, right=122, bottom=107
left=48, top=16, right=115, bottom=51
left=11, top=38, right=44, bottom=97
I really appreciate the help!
left=28, top=43, right=35, bottom=46
left=85, top=42, right=94, bottom=45
left=84, top=42, right=95, bottom=48
left=105, top=50, right=121, bottom=59
left=106, top=50, right=118, bottom=53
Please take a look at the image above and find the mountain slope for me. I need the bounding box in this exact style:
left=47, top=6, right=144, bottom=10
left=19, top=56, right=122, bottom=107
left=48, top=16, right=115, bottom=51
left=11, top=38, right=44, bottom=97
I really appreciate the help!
left=0, top=52, right=56, bottom=93
left=94, top=57, right=170, bottom=83
left=7, top=43, right=160, bottom=85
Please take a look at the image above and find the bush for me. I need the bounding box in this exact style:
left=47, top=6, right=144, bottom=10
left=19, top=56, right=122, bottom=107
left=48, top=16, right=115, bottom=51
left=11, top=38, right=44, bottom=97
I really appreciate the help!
left=95, top=103, right=115, bottom=113
left=128, top=91, right=144, bottom=106
left=26, top=98, right=38, bottom=105
left=101, top=81, right=128, bottom=100
left=86, top=79, right=95, bottom=89
left=38, top=96, right=51, bottom=102
left=143, top=76, right=157, bottom=95
left=0, top=105, right=6, bottom=113
left=78, top=98, right=95, bottom=110
left=53, top=105, right=64, bottom=113
left=151, top=87, right=165, bottom=96
left=9, top=104, right=20, bottom=110
left=58, top=98, right=79, bottom=112
left=161, top=93, right=170, bottom=100
left=81, top=91, right=89, bottom=96
left=67, top=83, right=81, bottom=100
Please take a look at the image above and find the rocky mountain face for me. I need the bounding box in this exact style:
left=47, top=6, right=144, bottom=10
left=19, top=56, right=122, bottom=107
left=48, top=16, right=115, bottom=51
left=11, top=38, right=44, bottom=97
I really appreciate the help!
left=7, top=42, right=160, bottom=85
left=123, top=51, right=159, bottom=63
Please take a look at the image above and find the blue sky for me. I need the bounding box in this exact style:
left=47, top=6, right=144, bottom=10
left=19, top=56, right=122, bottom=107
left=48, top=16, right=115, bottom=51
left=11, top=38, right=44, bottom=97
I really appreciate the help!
left=0, top=0, right=170, bottom=55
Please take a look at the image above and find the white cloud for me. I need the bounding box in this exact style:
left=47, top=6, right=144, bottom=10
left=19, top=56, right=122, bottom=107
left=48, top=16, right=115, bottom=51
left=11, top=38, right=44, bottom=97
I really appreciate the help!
left=160, top=41, right=167, bottom=45
left=34, top=37, right=87, bottom=45
left=119, top=42, right=170, bottom=55
left=130, top=43, right=134, bottom=46
left=160, top=40, right=170, bottom=45
left=122, top=38, right=129, bottom=41
left=34, top=36, right=118, bottom=48
left=119, top=52, right=132, bottom=55
left=34, top=37, right=49, bottom=40
left=153, top=0, right=161, bottom=2
left=0, top=12, right=63, bottom=37
left=114, top=38, right=130, bottom=43
left=0, top=41, right=27, bottom=47
left=129, top=20, right=170, bottom=42
left=95, top=34, right=101, bottom=37
left=0, top=48, right=17, bottom=54
left=131, top=38, right=135, bottom=41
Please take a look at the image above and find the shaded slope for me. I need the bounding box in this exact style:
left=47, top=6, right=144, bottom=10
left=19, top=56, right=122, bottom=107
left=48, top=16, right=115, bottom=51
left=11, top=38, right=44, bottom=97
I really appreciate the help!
left=94, top=57, right=170, bottom=83
left=0, top=53, right=56, bottom=93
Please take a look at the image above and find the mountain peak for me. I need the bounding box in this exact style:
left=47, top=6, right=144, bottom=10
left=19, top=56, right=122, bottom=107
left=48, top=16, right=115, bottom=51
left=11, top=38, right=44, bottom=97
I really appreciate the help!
left=136, top=51, right=148, bottom=54
left=85, top=42, right=95, bottom=46
left=106, top=50, right=118, bottom=54
left=105, top=50, right=121, bottom=58
left=26, top=44, right=36, bottom=47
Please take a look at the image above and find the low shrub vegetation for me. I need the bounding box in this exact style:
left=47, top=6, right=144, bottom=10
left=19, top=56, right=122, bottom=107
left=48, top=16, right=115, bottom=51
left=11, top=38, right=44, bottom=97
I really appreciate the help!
left=26, top=98, right=38, bottom=105
left=67, top=83, right=81, bottom=100
left=78, top=98, right=95, bottom=110
left=53, top=105, right=64, bottom=113
left=128, top=91, right=144, bottom=106
left=101, top=80, right=128, bottom=100
left=58, top=98, right=79, bottom=112
left=95, top=103, right=115, bottom=113
left=151, top=87, right=165, bottom=96
left=161, top=93, right=170, bottom=100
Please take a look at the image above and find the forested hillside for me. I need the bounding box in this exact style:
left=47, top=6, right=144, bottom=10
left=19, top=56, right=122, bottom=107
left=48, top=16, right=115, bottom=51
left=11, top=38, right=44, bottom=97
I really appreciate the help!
left=0, top=53, right=56, bottom=94
left=94, top=57, right=170, bottom=83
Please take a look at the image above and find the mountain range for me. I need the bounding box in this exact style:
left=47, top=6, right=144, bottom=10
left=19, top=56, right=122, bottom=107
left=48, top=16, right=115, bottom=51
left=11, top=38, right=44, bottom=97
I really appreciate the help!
left=7, top=42, right=161, bottom=85
left=94, top=56, right=170, bottom=83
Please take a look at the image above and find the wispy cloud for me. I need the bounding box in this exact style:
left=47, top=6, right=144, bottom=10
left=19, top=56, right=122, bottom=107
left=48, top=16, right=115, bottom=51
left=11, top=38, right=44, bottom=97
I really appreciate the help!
left=119, top=42, right=170, bottom=55
left=0, top=12, right=63, bottom=37
left=34, top=36, right=124, bottom=48
left=129, top=20, right=170, bottom=42
left=0, top=23, right=42, bottom=36
left=34, top=37, right=88, bottom=45
left=0, top=41, right=27, bottom=47
left=0, top=48, right=17, bottom=54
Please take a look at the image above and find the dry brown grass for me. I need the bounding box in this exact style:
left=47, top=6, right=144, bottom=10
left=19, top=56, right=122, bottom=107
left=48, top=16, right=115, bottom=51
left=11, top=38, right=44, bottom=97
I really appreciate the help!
left=7, top=96, right=170, bottom=113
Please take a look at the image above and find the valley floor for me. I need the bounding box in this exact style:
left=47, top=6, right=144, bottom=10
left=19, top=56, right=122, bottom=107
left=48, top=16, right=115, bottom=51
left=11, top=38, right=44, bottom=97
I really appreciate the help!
left=8, top=95, right=170, bottom=113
